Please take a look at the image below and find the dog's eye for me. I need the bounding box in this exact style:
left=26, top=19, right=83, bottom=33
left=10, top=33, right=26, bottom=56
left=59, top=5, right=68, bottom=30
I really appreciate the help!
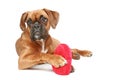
left=27, top=18, right=33, bottom=26
left=40, top=15, right=48, bottom=23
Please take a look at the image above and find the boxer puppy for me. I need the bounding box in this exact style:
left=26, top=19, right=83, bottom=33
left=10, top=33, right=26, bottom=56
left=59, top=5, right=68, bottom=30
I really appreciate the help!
left=15, top=8, right=92, bottom=72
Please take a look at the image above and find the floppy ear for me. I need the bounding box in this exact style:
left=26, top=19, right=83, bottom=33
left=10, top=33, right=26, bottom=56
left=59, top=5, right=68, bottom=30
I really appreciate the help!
left=43, top=8, right=59, bottom=29
left=20, top=12, right=28, bottom=31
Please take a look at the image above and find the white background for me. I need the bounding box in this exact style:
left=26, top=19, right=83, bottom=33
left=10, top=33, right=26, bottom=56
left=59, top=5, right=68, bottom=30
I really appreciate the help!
left=0, top=0, right=120, bottom=80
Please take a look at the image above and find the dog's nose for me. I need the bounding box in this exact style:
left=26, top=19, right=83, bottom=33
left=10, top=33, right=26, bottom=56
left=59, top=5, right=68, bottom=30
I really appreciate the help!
left=34, top=22, right=40, bottom=29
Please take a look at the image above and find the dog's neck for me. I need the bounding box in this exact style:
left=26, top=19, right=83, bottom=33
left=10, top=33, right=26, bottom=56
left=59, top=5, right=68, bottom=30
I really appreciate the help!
left=35, top=35, right=52, bottom=53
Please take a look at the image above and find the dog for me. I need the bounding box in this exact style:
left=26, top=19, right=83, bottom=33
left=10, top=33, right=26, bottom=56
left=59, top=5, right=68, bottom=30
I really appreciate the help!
left=15, top=8, right=92, bottom=72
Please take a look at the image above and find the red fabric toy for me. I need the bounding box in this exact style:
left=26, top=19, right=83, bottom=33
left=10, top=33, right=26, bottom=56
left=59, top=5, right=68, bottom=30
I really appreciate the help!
left=52, top=44, right=72, bottom=75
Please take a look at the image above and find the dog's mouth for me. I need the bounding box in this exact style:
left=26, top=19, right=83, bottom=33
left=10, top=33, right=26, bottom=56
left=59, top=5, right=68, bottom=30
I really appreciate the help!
left=34, top=32, right=41, bottom=39
left=30, top=31, right=48, bottom=41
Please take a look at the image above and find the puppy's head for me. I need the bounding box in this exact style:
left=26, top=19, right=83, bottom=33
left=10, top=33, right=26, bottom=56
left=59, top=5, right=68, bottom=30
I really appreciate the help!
left=20, top=8, right=59, bottom=41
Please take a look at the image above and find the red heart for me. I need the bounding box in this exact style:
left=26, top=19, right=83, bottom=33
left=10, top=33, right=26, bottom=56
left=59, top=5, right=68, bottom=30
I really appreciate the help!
left=52, top=44, right=72, bottom=75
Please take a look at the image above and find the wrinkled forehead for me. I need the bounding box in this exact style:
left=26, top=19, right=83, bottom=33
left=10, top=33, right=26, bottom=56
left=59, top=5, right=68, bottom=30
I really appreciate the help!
left=27, top=9, right=48, bottom=21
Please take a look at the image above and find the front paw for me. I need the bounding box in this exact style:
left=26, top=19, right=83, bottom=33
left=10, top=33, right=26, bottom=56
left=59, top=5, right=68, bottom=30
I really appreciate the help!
left=50, top=55, right=67, bottom=68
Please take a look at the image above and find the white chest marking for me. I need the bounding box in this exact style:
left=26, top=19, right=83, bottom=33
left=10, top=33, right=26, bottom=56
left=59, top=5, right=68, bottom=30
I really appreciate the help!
left=40, top=39, right=48, bottom=53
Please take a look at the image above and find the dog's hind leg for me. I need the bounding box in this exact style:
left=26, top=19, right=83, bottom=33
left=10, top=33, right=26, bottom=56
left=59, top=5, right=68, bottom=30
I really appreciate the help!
left=71, top=49, right=92, bottom=60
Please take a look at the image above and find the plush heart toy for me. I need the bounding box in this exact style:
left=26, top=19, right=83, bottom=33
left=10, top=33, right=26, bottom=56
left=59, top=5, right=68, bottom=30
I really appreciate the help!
left=52, top=44, right=72, bottom=75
